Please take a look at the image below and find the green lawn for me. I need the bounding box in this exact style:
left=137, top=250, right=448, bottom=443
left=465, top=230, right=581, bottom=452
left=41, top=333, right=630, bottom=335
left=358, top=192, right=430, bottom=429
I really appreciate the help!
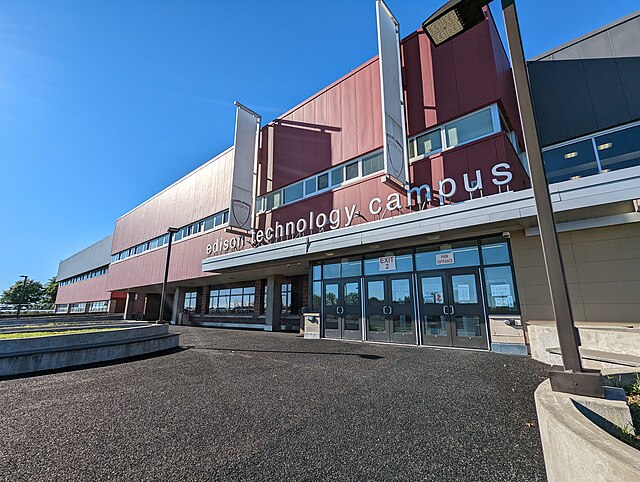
left=0, top=328, right=122, bottom=340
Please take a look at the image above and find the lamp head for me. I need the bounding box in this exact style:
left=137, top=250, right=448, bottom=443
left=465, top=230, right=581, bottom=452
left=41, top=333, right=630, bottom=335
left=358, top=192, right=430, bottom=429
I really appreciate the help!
left=422, top=0, right=490, bottom=46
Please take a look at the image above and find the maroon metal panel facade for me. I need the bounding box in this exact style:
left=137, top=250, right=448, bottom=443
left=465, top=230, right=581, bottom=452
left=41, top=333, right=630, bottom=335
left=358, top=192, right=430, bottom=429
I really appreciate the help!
left=66, top=13, right=529, bottom=300
left=55, top=275, right=115, bottom=304
left=111, top=148, right=234, bottom=254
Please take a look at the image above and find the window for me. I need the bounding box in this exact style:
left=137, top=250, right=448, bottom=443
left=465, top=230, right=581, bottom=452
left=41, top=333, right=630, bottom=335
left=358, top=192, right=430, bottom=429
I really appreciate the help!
left=184, top=291, right=198, bottom=312
left=317, top=173, right=329, bottom=190
left=265, top=190, right=282, bottom=211
left=415, top=129, right=442, bottom=156
left=345, top=162, right=359, bottom=181
left=484, top=266, right=518, bottom=314
left=89, top=301, right=108, bottom=313
left=304, top=178, right=316, bottom=195
left=415, top=242, right=480, bottom=271
left=330, top=167, right=344, bottom=186
left=481, top=238, right=511, bottom=265
left=445, top=108, right=494, bottom=148
left=70, top=303, right=85, bottom=313
left=283, top=182, right=304, bottom=204
left=595, top=124, right=640, bottom=173
left=542, top=139, right=599, bottom=183
left=209, top=286, right=254, bottom=314
left=55, top=304, right=69, bottom=313
left=362, top=152, right=384, bottom=176
left=364, top=252, right=413, bottom=275
left=281, top=283, right=292, bottom=314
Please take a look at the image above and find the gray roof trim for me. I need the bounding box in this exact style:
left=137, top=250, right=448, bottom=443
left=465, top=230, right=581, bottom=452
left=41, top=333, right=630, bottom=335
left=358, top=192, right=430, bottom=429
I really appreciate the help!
left=56, top=234, right=113, bottom=281
left=529, top=10, right=640, bottom=62
left=202, top=166, right=640, bottom=272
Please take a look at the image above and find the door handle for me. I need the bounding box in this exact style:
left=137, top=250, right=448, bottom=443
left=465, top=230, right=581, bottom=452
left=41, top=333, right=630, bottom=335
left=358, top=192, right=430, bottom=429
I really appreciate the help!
left=442, top=305, right=449, bottom=315
left=388, top=305, right=393, bottom=314
left=382, top=306, right=390, bottom=315
left=449, top=305, right=455, bottom=315
left=336, top=306, right=344, bottom=315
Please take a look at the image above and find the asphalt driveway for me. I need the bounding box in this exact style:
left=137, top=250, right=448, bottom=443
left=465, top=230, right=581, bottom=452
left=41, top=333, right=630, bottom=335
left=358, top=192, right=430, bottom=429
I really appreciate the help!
left=0, top=326, right=549, bottom=481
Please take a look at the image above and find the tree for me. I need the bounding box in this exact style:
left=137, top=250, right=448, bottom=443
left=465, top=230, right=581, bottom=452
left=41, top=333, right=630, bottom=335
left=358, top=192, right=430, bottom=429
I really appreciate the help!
left=42, top=277, right=58, bottom=304
left=1, top=279, right=44, bottom=305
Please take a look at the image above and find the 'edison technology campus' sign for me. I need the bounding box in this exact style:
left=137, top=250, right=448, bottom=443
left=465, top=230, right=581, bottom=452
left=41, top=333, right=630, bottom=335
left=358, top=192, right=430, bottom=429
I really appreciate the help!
left=205, top=162, right=514, bottom=256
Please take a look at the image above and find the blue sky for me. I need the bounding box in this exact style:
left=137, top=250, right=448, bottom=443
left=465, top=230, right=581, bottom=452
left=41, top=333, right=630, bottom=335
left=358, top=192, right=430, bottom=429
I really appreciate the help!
left=0, top=0, right=637, bottom=290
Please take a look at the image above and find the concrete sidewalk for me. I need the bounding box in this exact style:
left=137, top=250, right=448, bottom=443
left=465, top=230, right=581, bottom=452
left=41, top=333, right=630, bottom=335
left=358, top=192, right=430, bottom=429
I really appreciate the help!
left=0, top=326, right=548, bottom=481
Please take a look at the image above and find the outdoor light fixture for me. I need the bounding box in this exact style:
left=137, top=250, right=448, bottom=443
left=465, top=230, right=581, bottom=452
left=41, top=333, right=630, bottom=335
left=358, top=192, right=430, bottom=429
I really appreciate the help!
left=597, top=142, right=612, bottom=150
left=16, top=275, right=28, bottom=319
left=423, top=0, right=604, bottom=397
left=564, top=151, right=578, bottom=159
left=422, top=0, right=489, bottom=46
left=158, top=227, right=180, bottom=324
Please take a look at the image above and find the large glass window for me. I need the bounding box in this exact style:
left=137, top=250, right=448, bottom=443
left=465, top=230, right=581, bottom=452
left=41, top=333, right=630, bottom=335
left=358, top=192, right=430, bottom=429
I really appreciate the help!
left=312, top=281, right=322, bottom=312
left=481, top=238, right=510, bottom=265
left=415, top=242, right=480, bottom=271
left=444, top=108, right=494, bottom=148
left=595, top=125, right=640, bottom=173
left=484, top=266, right=518, bottom=313
left=364, top=252, right=413, bottom=275
left=542, top=139, right=599, bottom=183
left=184, top=291, right=197, bottom=312
left=208, top=287, right=255, bottom=314
left=281, top=283, right=292, bottom=314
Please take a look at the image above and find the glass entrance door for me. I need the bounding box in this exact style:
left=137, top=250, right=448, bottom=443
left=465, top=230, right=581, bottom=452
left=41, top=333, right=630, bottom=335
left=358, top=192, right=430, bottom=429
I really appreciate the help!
left=418, top=268, right=488, bottom=349
left=365, top=275, right=416, bottom=344
left=322, top=278, right=362, bottom=340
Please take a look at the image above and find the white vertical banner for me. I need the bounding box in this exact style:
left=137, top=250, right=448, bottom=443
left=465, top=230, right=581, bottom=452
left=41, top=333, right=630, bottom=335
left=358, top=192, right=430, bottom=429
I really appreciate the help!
left=229, top=101, right=261, bottom=232
left=376, top=0, right=409, bottom=189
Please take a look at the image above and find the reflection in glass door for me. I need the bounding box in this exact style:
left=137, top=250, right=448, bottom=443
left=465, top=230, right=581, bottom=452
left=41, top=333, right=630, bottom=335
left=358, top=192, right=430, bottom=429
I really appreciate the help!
left=417, top=268, right=488, bottom=349
left=365, top=275, right=416, bottom=344
left=419, top=273, right=453, bottom=346
left=322, top=279, right=362, bottom=340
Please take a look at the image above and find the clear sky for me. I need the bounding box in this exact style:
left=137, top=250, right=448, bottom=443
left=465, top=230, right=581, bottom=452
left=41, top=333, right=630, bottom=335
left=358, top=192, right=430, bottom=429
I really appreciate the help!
left=0, top=0, right=637, bottom=290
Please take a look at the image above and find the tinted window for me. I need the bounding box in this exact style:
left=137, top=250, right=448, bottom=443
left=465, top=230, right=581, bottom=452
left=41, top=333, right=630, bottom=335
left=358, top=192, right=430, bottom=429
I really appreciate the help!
left=543, top=139, right=599, bottom=183
left=445, top=108, right=494, bottom=148
left=595, top=125, right=640, bottom=173
left=362, top=152, right=383, bottom=176
left=283, top=182, right=304, bottom=204
left=416, top=129, right=442, bottom=156
left=331, top=167, right=344, bottom=186
left=318, top=173, right=329, bottom=190
left=305, top=178, right=317, bottom=195
left=345, top=162, right=359, bottom=181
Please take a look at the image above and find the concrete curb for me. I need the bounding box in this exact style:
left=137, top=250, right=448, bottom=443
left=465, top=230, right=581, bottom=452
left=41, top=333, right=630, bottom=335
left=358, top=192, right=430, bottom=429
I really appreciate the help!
left=0, top=324, right=179, bottom=377
left=535, top=379, right=640, bottom=481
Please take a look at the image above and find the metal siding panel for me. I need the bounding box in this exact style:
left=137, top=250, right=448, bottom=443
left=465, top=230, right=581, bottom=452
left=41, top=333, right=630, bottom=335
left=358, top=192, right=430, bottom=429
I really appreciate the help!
left=327, top=82, right=343, bottom=168
left=112, top=149, right=233, bottom=254
left=340, top=74, right=358, bottom=162
left=452, top=23, right=499, bottom=116
left=355, top=63, right=375, bottom=155
left=57, top=234, right=113, bottom=281
left=609, top=17, right=640, bottom=57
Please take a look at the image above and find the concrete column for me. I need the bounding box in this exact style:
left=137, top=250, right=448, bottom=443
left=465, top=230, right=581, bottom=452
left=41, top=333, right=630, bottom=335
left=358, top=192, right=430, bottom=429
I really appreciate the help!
left=265, top=275, right=282, bottom=332
left=171, top=287, right=181, bottom=325
left=123, top=292, right=135, bottom=320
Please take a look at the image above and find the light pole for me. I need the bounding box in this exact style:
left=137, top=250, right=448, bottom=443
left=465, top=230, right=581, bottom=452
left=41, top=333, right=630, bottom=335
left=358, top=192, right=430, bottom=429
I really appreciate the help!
left=16, top=275, right=28, bottom=319
left=158, top=227, right=180, bottom=324
left=422, top=0, right=603, bottom=397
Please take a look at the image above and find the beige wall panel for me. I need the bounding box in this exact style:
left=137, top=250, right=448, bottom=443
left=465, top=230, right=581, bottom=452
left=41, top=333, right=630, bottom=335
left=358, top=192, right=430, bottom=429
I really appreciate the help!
left=583, top=303, right=640, bottom=323
left=513, top=223, right=640, bottom=326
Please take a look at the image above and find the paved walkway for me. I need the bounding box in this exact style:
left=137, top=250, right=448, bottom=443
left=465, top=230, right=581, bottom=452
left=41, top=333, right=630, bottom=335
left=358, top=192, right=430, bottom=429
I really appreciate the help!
left=0, top=327, right=548, bottom=481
